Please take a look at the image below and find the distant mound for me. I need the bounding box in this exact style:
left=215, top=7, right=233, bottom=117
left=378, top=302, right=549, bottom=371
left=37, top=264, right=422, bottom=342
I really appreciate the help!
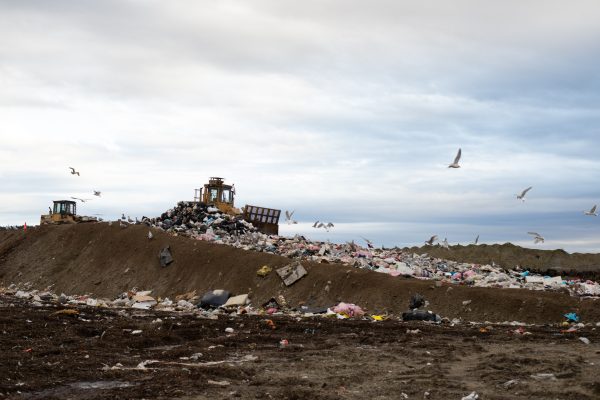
left=403, top=243, right=600, bottom=278
left=1, top=223, right=599, bottom=323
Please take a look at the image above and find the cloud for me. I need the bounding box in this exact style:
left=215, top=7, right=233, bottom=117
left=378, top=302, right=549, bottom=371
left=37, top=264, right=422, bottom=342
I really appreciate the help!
left=1, top=1, right=600, bottom=252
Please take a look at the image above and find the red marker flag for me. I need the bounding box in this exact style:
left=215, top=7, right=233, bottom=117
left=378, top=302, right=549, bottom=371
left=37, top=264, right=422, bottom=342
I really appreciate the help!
left=24, top=222, right=27, bottom=231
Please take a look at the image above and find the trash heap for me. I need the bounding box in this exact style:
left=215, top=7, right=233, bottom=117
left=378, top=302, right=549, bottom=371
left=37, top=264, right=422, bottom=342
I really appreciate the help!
left=141, top=201, right=257, bottom=239
left=0, top=283, right=381, bottom=322
left=133, top=202, right=600, bottom=298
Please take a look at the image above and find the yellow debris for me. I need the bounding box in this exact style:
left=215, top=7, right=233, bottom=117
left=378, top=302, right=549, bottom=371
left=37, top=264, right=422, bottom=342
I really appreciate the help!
left=257, top=265, right=272, bottom=277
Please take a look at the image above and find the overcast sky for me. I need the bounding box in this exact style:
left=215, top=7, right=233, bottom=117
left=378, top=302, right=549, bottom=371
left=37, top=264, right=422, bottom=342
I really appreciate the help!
left=2, top=1, right=600, bottom=252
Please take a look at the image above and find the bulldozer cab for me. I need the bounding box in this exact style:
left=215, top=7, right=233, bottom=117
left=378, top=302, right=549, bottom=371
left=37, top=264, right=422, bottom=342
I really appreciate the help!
left=41, top=200, right=78, bottom=225
left=194, top=177, right=237, bottom=214
left=53, top=200, right=76, bottom=215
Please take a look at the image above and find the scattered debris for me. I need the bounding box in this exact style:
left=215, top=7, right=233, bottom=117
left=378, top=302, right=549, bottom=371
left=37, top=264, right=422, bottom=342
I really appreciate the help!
left=256, top=265, right=272, bottom=277
left=276, top=262, right=307, bottom=286
left=158, top=246, right=174, bottom=267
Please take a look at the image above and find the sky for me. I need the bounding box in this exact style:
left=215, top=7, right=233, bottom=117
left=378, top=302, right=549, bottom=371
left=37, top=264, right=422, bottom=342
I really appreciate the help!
left=2, top=1, right=600, bottom=252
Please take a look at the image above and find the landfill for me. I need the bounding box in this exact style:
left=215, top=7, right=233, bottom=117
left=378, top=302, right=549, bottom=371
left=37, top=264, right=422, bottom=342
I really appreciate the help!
left=137, top=201, right=600, bottom=298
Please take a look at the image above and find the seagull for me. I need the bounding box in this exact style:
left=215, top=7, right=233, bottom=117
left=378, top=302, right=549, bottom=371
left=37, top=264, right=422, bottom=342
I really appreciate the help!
left=93, top=191, right=101, bottom=197
left=69, top=167, right=80, bottom=176
left=148, top=231, right=154, bottom=240
left=448, top=148, right=461, bottom=168
left=527, top=232, right=545, bottom=244
left=361, top=237, right=374, bottom=249
left=315, top=222, right=334, bottom=232
left=584, top=205, right=597, bottom=216
left=474, top=234, right=480, bottom=245
left=70, top=197, right=91, bottom=203
left=285, top=210, right=298, bottom=224
left=516, top=186, right=533, bottom=201
left=425, top=235, right=438, bottom=246
left=127, top=216, right=134, bottom=223
left=441, top=237, right=449, bottom=249
left=121, top=213, right=126, bottom=220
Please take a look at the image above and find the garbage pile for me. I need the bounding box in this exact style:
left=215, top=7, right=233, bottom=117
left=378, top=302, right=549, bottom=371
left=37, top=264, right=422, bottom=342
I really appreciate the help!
left=140, top=201, right=257, bottom=239
left=0, top=283, right=381, bottom=322
left=130, top=202, right=600, bottom=298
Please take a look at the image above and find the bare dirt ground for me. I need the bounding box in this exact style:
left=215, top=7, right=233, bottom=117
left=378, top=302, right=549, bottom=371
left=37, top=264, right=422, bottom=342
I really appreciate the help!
left=2, top=295, right=600, bottom=400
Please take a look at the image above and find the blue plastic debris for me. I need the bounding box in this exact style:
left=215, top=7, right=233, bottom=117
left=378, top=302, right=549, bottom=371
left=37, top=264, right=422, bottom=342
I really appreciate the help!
left=564, top=312, right=579, bottom=322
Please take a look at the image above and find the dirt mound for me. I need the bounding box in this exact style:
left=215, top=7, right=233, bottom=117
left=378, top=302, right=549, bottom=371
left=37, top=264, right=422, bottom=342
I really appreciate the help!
left=405, top=243, right=600, bottom=279
left=1, top=223, right=599, bottom=324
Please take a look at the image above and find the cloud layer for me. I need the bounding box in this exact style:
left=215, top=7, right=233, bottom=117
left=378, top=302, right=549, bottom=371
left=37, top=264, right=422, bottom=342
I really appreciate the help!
left=2, top=1, right=600, bottom=252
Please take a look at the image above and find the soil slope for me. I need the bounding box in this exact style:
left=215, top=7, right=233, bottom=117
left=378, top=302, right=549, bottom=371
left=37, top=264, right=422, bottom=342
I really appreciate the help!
left=1, top=224, right=599, bottom=324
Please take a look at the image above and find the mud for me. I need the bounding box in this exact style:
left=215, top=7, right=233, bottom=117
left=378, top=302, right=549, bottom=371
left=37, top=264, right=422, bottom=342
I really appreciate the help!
left=1, top=296, right=599, bottom=399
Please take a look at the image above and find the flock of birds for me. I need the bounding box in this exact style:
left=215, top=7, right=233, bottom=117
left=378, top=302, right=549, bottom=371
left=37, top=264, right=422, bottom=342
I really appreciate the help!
left=67, top=167, right=135, bottom=224
left=284, top=148, right=596, bottom=250
left=421, top=148, right=598, bottom=248
left=284, top=210, right=335, bottom=232
left=69, top=149, right=597, bottom=250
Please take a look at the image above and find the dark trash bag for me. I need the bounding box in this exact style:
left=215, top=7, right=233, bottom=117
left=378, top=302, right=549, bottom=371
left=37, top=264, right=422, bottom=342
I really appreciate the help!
left=402, top=309, right=440, bottom=322
left=198, top=290, right=231, bottom=309
left=159, top=246, right=174, bottom=267
left=409, top=293, right=425, bottom=309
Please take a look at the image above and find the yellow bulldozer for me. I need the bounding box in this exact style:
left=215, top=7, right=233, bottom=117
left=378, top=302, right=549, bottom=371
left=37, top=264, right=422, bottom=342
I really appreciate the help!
left=194, top=177, right=281, bottom=234
left=40, top=200, right=97, bottom=225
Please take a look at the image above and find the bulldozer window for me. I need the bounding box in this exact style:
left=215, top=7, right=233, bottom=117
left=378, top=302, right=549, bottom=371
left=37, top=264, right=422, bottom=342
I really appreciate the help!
left=221, top=189, right=232, bottom=203
left=209, top=188, right=219, bottom=202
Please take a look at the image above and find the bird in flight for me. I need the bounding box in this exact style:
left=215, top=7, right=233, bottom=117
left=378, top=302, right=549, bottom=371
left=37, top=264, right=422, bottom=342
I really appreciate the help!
left=425, top=235, right=438, bottom=245
left=285, top=210, right=298, bottom=224
left=361, top=236, right=374, bottom=249
left=516, top=186, right=533, bottom=201
left=69, top=167, right=80, bottom=176
left=315, top=222, right=334, bottom=232
left=584, top=205, right=597, bottom=216
left=474, top=234, right=480, bottom=245
left=93, top=191, right=101, bottom=197
left=527, top=232, right=545, bottom=244
left=441, top=238, right=449, bottom=249
left=70, top=197, right=91, bottom=203
left=448, top=148, right=461, bottom=168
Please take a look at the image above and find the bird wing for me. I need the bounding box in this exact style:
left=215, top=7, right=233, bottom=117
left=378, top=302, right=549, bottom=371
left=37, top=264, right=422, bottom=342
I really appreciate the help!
left=521, top=186, right=532, bottom=197
left=592, top=205, right=597, bottom=213
left=327, top=222, right=334, bottom=227
left=475, top=235, right=479, bottom=244
left=313, top=221, right=319, bottom=227
left=285, top=211, right=291, bottom=220
left=527, top=232, right=541, bottom=237
left=69, top=167, right=75, bottom=173
left=70, top=196, right=80, bottom=201
left=453, top=148, right=462, bottom=164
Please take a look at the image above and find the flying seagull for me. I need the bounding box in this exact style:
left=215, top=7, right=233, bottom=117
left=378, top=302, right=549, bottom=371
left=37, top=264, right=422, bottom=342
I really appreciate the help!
left=312, top=221, right=320, bottom=228
left=448, top=148, right=462, bottom=168
left=69, top=167, right=80, bottom=176
left=70, top=197, right=91, bottom=203
left=474, top=234, right=480, bottom=245
left=93, top=191, right=101, bottom=197
left=516, top=186, right=533, bottom=201
left=361, top=236, right=374, bottom=249
left=584, top=205, right=597, bottom=216
left=285, top=210, right=297, bottom=224
left=527, top=232, right=545, bottom=244
left=425, top=235, right=438, bottom=246
left=441, top=237, right=450, bottom=249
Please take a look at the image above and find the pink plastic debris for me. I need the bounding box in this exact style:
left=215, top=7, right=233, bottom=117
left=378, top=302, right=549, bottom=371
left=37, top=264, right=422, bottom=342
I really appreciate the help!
left=333, top=302, right=365, bottom=317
